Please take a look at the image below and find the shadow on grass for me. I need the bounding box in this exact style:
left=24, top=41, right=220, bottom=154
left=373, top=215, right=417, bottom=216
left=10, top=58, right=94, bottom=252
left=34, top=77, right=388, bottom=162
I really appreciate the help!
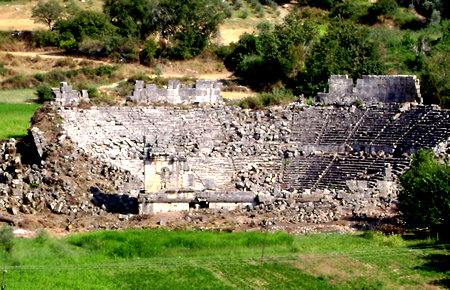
left=345, top=214, right=404, bottom=234
left=90, top=186, right=138, bottom=214
left=415, top=253, right=450, bottom=288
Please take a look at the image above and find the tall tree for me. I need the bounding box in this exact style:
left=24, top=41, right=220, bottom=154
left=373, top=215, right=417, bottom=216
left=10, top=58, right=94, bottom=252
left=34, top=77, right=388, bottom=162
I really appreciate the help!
left=398, top=149, right=449, bottom=238
left=103, top=0, right=157, bottom=40
left=297, top=20, right=385, bottom=96
left=31, top=0, right=65, bottom=29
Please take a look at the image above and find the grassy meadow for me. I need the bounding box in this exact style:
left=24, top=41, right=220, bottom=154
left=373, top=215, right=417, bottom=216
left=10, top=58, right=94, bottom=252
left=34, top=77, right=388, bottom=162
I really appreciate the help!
left=0, top=229, right=447, bottom=289
left=0, top=89, right=39, bottom=139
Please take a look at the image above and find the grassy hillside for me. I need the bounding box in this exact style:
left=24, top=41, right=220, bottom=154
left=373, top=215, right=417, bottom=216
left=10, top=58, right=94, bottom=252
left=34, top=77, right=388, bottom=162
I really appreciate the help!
left=0, top=229, right=448, bottom=289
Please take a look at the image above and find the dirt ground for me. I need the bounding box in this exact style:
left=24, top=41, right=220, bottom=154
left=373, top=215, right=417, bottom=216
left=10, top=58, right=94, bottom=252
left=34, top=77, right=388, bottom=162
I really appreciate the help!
left=4, top=207, right=399, bottom=239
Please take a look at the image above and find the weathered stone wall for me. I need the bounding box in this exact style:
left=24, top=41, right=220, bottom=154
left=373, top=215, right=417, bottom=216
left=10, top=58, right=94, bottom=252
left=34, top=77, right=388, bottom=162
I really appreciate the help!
left=129, top=80, right=223, bottom=104
left=318, top=75, right=422, bottom=105
left=58, top=102, right=449, bottom=216
left=52, top=82, right=89, bottom=106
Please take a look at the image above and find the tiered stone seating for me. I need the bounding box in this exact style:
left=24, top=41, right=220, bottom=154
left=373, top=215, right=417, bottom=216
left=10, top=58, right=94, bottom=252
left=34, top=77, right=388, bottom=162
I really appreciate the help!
left=290, top=108, right=329, bottom=144
left=351, top=104, right=400, bottom=147
left=282, top=155, right=335, bottom=191
left=397, top=107, right=450, bottom=152
left=317, top=108, right=365, bottom=145
left=372, top=105, right=428, bottom=148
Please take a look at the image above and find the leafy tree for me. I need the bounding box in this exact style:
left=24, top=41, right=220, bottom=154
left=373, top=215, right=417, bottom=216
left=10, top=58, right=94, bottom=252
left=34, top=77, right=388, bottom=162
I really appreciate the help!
left=330, top=0, right=366, bottom=20
left=103, top=0, right=158, bottom=40
left=156, top=0, right=224, bottom=59
left=412, top=0, right=448, bottom=21
left=298, top=0, right=341, bottom=10
left=55, top=11, right=116, bottom=42
left=369, top=0, right=398, bottom=22
left=139, top=38, right=158, bottom=66
left=224, top=11, right=318, bottom=88
left=55, top=11, right=124, bottom=55
left=297, top=20, right=385, bottom=96
left=398, top=149, right=449, bottom=238
left=31, top=0, right=65, bottom=29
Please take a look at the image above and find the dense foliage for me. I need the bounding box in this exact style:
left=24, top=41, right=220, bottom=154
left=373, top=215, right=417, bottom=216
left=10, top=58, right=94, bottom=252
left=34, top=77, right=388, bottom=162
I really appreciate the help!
left=24, top=0, right=449, bottom=106
left=224, top=11, right=318, bottom=89
left=297, top=20, right=386, bottom=96
left=398, top=149, right=449, bottom=238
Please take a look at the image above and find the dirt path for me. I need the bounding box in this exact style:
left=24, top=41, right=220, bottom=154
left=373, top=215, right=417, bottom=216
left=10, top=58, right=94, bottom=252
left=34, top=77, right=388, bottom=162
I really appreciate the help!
left=1, top=51, right=111, bottom=65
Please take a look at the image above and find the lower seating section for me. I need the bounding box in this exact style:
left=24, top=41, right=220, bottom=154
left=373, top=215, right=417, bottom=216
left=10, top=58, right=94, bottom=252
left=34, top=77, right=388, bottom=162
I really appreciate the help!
left=282, top=154, right=412, bottom=192
left=282, top=155, right=335, bottom=191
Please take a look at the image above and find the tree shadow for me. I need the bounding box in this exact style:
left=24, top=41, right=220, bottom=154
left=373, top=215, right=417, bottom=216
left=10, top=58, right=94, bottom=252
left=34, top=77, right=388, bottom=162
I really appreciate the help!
left=90, top=186, right=138, bottom=214
left=415, top=253, right=450, bottom=288
left=345, top=214, right=404, bottom=234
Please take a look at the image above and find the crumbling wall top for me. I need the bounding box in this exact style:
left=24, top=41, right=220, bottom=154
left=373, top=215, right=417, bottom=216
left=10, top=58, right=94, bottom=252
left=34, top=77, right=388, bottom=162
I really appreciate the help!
left=318, top=75, right=422, bottom=105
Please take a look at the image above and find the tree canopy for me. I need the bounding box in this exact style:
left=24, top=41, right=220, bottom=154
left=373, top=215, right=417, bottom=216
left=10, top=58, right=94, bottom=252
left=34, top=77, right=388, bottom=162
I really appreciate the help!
left=31, top=0, right=65, bottom=29
left=398, top=149, right=449, bottom=238
left=224, top=11, right=318, bottom=89
left=296, top=20, right=386, bottom=96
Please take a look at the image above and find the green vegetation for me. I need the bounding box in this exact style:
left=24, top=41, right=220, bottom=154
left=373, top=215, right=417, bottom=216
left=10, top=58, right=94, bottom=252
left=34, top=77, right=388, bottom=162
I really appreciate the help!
left=1, top=65, right=120, bottom=89
left=0, top=229, right=447, bottom=288
left=237, top=87, right=296, bottom=108
left=0, top=103, right=40, bottom=139
left=399, top=149, right=449, bottom=239
left=0, top=89, right=37, bottom=103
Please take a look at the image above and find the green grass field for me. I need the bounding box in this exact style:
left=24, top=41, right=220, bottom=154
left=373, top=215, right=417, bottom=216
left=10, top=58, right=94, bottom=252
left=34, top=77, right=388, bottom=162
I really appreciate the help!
left=0, top=229, right=447, bottom=289
left=0, top=89, right=37, bottom=104
left=0, top=103, right=40, bottom=139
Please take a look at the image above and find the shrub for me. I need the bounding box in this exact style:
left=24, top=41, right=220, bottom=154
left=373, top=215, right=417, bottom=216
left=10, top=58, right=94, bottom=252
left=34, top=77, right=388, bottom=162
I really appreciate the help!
left=237, top=95, right=262, bottom=109
left=233, top=0, right=243, bottom=10
left=34, top=229, right=50, bottom=245
left=259, top=87, right=296, bottom=106
left=35, top=83, right=53, bottom=103
left=239, top=8, right=249, bottom=18
left=31, top=29, right=58, bottom=48
left=0, top=225, right=14, bottom=252
left=398, top=149, right=449, bottom=239
left=139, top=39, right=158, bottom=66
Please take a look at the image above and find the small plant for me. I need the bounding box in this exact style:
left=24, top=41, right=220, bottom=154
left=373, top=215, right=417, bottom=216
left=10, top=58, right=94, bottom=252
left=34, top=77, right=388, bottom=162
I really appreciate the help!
left=34, top=229, right=50, bottom=245
left=353, top=99, right=363, bottom=106
left=0, top=225, right=14, bottom=252
left=154, top=65, right=163, bottom=76
left=306, top=97, right=315, bottom=105
left=239, top=8, right=249, bottom=19
left=35, top=83, right=53, bottom=104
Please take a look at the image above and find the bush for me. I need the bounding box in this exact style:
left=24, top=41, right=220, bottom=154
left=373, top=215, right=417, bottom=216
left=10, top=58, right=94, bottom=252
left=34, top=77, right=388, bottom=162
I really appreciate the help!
left=398, top=149, right=449, bottom=239
left=34, top=229, right=50, bottom=245
left=0, top=225, right=14, bottom=252
left=239, top=8, right=249, bottom=18
left=139, top=39, right=158, bottom=66
left=31, top=29, right=58, bottom=48
left=238, top=87, right=296, bottom=108
left=35, top=83, right=53, bottom=103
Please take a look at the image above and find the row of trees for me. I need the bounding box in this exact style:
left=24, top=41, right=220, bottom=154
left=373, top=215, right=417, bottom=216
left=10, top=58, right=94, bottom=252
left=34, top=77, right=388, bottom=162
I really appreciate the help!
left=224, top=13, right=385, bottom=95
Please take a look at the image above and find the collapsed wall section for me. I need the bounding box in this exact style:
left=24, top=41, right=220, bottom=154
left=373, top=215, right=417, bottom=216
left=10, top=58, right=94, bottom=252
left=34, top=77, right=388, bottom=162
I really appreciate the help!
left=318, top=75, right=422, bottom=105
left=129, top=80, right=223, bottom=104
